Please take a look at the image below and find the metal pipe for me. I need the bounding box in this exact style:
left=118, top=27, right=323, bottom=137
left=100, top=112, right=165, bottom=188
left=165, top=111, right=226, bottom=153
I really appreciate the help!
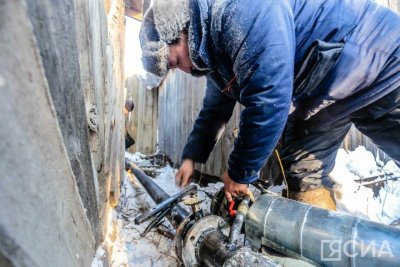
left=198, top=230, right=278, bottom=267
left=198, top=230, right=233, bottom=267
left=245, top=194, right=400, bottom=266
left=126, top=161, right=190, bottom=226
left=128, top=162, right=170, bottom=203
left=227, top=196, right=250, bottom=249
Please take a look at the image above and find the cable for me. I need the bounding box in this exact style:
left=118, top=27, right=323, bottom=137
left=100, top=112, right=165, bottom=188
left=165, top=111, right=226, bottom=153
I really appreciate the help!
left=275, top=149, right=289, bottom=198
left=198, top=164, right=204, bottom=185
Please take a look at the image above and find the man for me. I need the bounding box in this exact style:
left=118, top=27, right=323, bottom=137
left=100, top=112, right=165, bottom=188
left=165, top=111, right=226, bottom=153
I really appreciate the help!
left=140, top=0, right=400, bottom=210
left=125, top=99, right=135, bottom=149
left=125, top=99, right=135, bottom=117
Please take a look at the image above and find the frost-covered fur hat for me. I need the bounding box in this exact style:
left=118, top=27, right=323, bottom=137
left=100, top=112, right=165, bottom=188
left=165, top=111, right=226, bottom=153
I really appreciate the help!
left=140, top=0, right=190, bottom=77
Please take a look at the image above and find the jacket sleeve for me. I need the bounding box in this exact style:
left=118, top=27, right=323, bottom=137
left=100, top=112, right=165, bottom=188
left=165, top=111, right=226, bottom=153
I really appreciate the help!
left=182, top=77, right=236, bottom=163
left=221, top=0, right=295, bottom=183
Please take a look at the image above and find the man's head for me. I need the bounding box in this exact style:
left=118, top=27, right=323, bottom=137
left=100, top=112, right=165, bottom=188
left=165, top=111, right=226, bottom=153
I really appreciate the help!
left=167, top=32, right=194, bottom=74
left=140, top=0, right=194, bottom=77
left=124, top=99, right=134, bottom=116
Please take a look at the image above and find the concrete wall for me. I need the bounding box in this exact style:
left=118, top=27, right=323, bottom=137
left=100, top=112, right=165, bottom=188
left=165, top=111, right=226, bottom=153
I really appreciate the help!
left=0, top=0, right=125, bottom=265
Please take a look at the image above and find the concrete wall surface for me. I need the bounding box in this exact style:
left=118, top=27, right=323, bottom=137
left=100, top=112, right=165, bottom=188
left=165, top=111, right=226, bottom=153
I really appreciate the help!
left=0, top=0, right=125, bottom=265
left=0, top=1, right=95, bottom=266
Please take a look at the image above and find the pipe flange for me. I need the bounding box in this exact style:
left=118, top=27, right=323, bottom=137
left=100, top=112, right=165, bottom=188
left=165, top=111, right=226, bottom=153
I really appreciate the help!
left=174, top=216, right=192, bottom=261
left=182, top=215, right=228, bottom=267
left=195, top=227, right=219, bottom=261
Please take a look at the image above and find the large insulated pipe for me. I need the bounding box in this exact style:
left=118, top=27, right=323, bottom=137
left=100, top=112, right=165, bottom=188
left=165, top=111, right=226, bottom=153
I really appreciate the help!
left=245, top=194, right=400, bottom=266
left=126, top=161, right=190, bottom=226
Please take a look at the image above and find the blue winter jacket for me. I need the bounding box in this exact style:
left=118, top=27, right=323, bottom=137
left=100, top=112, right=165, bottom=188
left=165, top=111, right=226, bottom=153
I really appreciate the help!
left=182, top=0, right=400, bottom=184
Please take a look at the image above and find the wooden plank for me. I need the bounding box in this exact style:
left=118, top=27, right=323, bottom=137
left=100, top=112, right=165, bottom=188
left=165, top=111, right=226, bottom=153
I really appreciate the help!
left=158, top=70, right=238, bottom=177
left=342, top=126, right=390, bottom=163
left=126, top=75, right=158, bottom=154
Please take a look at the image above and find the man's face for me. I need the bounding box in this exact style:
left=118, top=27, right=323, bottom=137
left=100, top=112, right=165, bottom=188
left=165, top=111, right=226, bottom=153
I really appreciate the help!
left=168, top=32, right=194, bottom=74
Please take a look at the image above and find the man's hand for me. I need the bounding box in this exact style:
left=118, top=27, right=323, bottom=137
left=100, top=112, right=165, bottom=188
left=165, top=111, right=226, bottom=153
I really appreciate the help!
left=175, top=159, right=194, bottom=187
left=221, top=170, right=249, bottom=202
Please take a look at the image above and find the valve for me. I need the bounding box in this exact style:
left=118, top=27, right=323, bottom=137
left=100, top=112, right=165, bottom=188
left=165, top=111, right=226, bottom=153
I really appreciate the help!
left=182, top=191, right=206, bottom=220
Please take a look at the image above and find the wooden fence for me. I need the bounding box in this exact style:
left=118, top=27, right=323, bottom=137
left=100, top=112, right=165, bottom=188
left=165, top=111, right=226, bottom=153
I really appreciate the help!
left=158, top=70, right=245, bottom=176
left=343, top=126, right=391, bottom=162
left=126, top=75, right=158, bottom=154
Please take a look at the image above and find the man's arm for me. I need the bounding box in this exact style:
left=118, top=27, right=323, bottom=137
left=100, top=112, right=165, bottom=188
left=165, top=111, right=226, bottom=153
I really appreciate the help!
left=176, top=77, right=236, bottom=186
left=220, top=0, right=295, bottom=184
left=181, top=77, right=236, bottom=163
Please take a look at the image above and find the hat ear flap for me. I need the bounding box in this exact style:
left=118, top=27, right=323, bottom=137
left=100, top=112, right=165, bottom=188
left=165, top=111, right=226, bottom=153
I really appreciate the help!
left=140, top=8, right=159, bottom=45
left=140, top=7, right=169, bottom=77
left=139, top=0, right=190, bottom=76
left=141, top=41, right=169, bottom=77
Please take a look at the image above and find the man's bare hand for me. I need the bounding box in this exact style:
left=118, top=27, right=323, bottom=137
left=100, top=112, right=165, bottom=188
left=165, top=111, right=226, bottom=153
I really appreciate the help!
left=221, top=170, right=249, bottom=202
left=175, top=159, right=194, bottom=187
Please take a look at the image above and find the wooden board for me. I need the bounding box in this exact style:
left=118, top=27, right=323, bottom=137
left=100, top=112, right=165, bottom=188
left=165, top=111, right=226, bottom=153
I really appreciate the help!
left=126, top=75, right=158, bottom=154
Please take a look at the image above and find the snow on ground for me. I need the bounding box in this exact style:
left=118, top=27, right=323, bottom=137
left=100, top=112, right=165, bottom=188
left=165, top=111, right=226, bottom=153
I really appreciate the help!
left=331, top=146, right=400, bottom=225
left=112, top=172, right=180, bottom=266
left=92, top=152, right=224, bottom=267
left=91, top=166, right=181, bottom=267
left=93, top=147, right=399, bottom=266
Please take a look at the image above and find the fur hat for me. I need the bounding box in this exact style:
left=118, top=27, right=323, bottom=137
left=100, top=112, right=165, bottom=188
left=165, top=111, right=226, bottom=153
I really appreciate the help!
left=140, top=0, right=191, bottom=77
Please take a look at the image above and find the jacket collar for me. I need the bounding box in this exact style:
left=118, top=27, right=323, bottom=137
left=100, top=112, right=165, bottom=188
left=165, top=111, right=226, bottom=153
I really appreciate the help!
left=188, top=0, right=215, bottom=75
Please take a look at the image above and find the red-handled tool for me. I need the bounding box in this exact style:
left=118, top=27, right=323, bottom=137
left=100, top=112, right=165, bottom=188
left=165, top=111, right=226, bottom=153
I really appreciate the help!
left=228, top=200, right=237, bottom=217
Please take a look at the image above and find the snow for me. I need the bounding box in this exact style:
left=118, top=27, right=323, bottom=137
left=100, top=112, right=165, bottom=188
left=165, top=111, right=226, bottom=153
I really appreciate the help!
left=92, top=152, right=225, bottom=267
left=91, top=246, right=107, bottom=267
left=125, top=151, right=146, bottom=163
left=93, top=148, right=399, bottom=266
left=331, top=147, right=400, bottom=225
left=345, top=146, right=381, bottom=178
left=104, top=173, right=180, bottom=266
